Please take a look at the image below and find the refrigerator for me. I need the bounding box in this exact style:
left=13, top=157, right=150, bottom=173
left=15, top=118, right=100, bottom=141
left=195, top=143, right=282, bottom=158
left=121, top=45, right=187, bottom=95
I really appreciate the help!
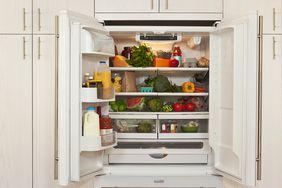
left=57, top=10, right=260, bottom=188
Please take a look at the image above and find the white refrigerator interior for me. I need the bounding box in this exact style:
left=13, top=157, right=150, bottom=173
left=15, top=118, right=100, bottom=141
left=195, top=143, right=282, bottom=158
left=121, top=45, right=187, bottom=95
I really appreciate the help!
left=58, top=10, right=258, bottom=188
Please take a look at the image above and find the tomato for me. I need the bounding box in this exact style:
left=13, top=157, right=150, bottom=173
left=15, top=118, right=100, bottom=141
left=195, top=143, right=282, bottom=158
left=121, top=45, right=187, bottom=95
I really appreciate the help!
left=185, top=103, right=195, bottom=112
left=173, top=103, right=183, bottom=112
left=169, top=58, right=179, bottom=67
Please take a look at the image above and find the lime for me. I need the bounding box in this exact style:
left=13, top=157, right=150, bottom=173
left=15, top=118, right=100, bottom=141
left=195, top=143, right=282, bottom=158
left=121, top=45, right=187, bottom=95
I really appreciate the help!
left=110, top=103, right=119, bottom=112
left=118, top=104, right=127, bottom=112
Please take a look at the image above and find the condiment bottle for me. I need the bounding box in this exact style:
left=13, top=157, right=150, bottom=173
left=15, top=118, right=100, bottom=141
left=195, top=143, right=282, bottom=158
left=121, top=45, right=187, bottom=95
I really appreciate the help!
left=172, top=45, right=182, bottom=67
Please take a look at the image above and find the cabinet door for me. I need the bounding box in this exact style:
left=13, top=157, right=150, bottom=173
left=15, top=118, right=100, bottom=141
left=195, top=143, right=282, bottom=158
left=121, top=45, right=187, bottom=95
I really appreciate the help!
left=0, top=35, right=32, bottom=188
left=95, top=0, right=159, bottom=13
left=0, top=0, right=32, bottom=34
left=159, top=0, right=222, bottom=13
left=33, top=0, right=66, bottom=34
left=32, top=35, right=61, bottom=188
left=209, top=13, right=258, bottom=186
left=258, top=35, right=282, bottom=188
left=259, top=0, right=282, bottom=34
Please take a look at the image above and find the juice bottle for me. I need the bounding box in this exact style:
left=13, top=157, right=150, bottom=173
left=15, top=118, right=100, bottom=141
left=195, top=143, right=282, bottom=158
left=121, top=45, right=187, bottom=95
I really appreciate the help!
left=94, top=61, right=113, bottom=99
left=172, top=45, right=182, bottom=67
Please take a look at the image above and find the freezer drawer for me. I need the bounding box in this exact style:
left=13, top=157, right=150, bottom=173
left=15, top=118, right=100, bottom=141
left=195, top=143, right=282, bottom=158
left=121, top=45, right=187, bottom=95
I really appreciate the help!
left=109, top=154, right=208, bottom=164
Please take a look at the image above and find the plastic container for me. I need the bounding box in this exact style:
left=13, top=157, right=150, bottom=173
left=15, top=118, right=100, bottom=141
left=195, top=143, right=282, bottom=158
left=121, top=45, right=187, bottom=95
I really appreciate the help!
left=83, top=107, right=100, bottom=137
left=95, top=61, right=114, bottom=99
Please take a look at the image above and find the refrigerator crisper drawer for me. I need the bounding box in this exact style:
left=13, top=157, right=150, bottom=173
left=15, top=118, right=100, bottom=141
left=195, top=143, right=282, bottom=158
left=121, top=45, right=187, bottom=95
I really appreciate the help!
left=109, top=154, right=208, bottom=164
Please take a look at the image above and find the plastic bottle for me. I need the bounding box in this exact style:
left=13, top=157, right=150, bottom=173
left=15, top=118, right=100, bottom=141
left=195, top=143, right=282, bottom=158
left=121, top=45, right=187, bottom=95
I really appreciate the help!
left=94, top=61, right=113, bottom=99
left=83, top=107, right=100, bottom=137
left=172, top=45, right=182, bottom=67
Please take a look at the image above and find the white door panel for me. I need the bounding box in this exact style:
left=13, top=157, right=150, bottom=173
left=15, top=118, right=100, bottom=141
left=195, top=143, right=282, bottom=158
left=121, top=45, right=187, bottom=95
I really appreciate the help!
left=33, top=35, right=59, bottom=188
left=95, top=0, right=159, bottom=13
left=0, top=0, right=32, bottom=34
left=0, top=35, right=32, bottom=188
left=210, top=13, right=258, bottom=186
left=160, top=0, right=222, bottom=13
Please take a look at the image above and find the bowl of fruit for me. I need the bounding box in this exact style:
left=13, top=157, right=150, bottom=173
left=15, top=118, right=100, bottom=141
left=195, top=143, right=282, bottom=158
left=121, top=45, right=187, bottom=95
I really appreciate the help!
left=181, top=121, right=199, bottom=133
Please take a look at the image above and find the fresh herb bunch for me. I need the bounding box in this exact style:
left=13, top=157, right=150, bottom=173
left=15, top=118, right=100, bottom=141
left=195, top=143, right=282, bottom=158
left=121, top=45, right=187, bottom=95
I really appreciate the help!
left=127, top=43, right=155, bottom=67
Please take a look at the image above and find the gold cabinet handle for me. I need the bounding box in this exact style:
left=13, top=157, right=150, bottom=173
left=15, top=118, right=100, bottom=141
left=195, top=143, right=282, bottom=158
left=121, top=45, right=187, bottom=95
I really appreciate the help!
left=23, top=8, right=26, bottom=31
left=38, top=8, right=41, bottom=31
left=165, top=0, right=168, bottom=9
left=256, top=16, right=263, bottom=181
left=54, top=15, right=59, bottom=180
left=23, top=36, right=26, bottom=59
left=151, top=0, right=154, bottom=10
left=273, top=8, right=276, bottom=31
left=38, top=37, right=41, bottom=59
left=273, top=36, right=276, bottom=60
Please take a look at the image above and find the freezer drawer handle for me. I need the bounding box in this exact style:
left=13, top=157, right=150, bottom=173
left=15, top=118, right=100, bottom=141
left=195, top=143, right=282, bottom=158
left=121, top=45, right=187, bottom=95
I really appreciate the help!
left=154, top=179, right=165, bottom=183
left=149, top=153, right=168, bottom=159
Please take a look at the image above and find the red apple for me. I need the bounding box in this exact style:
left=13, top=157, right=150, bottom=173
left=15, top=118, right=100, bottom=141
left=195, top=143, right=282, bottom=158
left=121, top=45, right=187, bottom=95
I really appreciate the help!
left=169, top=58, right=179, bottom=67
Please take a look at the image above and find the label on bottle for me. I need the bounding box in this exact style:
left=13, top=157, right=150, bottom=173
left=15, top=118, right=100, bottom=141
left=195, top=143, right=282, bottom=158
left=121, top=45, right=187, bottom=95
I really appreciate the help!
left=100, top=129, right=113, bottom=135
left=173, top=56, right=182, bottom=67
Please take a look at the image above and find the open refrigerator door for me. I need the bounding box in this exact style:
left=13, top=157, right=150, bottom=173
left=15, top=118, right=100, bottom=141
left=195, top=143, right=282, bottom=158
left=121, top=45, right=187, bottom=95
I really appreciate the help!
left=209, top=12, right=258, bottom=186
left=57, top=10, right=116, bottom=186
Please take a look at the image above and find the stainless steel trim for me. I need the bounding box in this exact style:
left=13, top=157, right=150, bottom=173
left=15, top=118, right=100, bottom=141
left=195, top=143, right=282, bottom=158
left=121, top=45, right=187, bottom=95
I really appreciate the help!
left=23, top=8, right=26, bottom=31
left=38, top=8, right=41, bottom=31
left=149, top=153, right=168, bottom=159
left=256, top=15, right=263, bottom=181
left=23, top=36, right=26, bottom=59
left=273, top=36, right=276, bottom=60
left=273, top=8, right=276, bottom=31
left=38, top=37, right=41, bottom=59
left=154, top=179, right=165, bottom=183
left=165, top=0, right=168, bottom=9
left=151, top=0, right=154, bottom=9
left=54, top=15, right=59, bottom=180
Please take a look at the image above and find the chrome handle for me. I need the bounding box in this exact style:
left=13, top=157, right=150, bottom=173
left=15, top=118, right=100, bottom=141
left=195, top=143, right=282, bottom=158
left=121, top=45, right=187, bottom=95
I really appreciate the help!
left=256, top=16, right=263, bottom=181
left=23, top=8, right=26, bottom=31
left=149, top=153, right=168, bottom=159
left=150, top=0, right=154, bottom=10
left=165, top=0, right=168, bottom=9
left=273, top=8, right=276, bottom=31
left=23, top=36, right=26, bottom=59
left=273, top=36, right=276, bottom=60
left=54, top=15, right=59, bottom=180
left=38, top=8, right=41, bottom=31
left=37, top=37, right=41, bottom=59
left=154, top=179, right=165, bottom=183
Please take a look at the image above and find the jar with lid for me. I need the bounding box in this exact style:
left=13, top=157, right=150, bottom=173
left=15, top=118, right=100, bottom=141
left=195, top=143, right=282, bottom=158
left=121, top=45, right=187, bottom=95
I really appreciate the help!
left=172, top=45, right=182, bottom=67
left=112, top=73, right=122, bottom=92
left=121, top=47, right=131, bottom=59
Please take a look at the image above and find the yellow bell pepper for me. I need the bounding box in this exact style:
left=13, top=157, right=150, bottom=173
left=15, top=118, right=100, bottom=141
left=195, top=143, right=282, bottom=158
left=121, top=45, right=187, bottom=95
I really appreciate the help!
left=182, top=82, right=195, bottom=93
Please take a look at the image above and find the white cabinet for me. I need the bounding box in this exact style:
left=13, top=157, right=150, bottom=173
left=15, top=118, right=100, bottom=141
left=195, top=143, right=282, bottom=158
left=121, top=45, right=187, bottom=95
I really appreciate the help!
left=33, top=0, right=66, bottom=34
left=0, top=35, right=32, bottom=188
left=0, top=0, right=32, bottom=34
left=94, top=0, right=223, bottom=21
left=258, top=35, right=282, bottom=188
left=32, top=35, right=59, bottom=188
left=159, top=0, right=222, bottom=13
left=259, top=0, right=282, bottom=34
left=95, top=0, right=159, bottom=13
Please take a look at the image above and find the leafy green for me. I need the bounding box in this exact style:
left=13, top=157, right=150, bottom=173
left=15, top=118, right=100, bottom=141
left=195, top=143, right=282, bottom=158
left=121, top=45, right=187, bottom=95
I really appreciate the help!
left=153, top=75, right=173, bottom=92
left=127, top=44, right=155, bottom=67
left=137, top=121, right=152, bottom=133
